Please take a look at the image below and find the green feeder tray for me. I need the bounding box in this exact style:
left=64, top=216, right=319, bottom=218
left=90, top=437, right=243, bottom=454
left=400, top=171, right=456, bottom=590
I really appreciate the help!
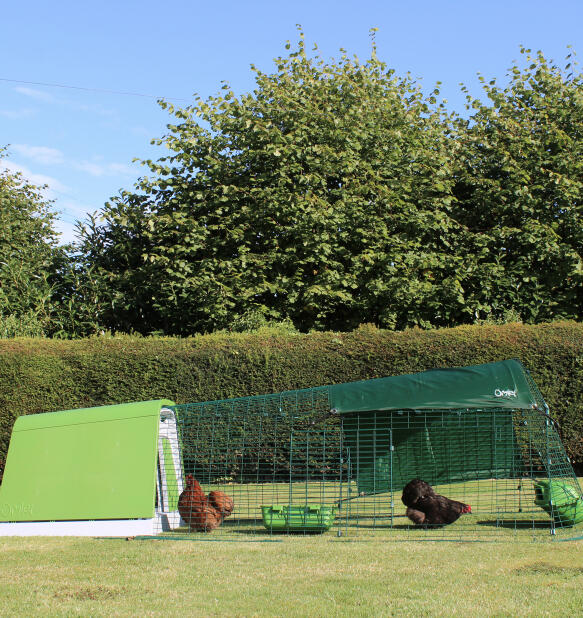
left=261, top=505, right=336, bottom=533
left=534, top=479, right=583, bottom=527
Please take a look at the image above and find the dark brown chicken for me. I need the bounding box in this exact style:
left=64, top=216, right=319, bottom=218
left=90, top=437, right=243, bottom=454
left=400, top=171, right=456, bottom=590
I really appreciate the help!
left=401, top=479, right=471, bottom=527
left=208, top=490, right=235, bottom=519
left=178, top=474, right=224, bottom=532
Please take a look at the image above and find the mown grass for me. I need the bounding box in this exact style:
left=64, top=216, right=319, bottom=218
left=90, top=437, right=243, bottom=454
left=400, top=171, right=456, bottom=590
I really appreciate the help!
left=1, top=534, right=583, bottom=616
left=2, top=480, right=582, bottom=615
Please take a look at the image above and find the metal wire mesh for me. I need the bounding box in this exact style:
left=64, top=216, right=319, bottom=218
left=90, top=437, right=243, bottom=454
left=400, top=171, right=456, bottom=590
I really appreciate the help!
left=338, top=407, right=583, bottom=540
left=154, top=387, right=583, bottom=541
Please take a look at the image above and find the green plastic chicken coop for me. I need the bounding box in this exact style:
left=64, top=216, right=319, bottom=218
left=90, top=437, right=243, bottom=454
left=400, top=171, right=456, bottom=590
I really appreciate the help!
left=0, top=400, right=179, bottom=536
left=1, top=359, right=582, bottom=539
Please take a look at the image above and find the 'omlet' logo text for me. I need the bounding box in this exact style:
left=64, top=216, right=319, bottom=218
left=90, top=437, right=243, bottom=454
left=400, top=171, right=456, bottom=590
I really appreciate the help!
left=494, top=388, right=517, bottom=398
left=0, top=503, right=33, bottom=518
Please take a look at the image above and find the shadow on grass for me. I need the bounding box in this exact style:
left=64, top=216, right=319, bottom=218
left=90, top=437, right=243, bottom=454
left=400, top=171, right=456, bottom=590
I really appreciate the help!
left=477, top=519, right=552, bottom=529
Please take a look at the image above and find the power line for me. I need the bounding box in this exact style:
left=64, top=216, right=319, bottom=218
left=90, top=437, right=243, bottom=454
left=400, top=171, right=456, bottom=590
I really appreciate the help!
left=0, top=77, right=192, bottom=103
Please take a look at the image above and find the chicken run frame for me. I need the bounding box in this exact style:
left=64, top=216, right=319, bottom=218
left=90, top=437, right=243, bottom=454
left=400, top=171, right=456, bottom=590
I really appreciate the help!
left=1, top=359, right=582, bottom=541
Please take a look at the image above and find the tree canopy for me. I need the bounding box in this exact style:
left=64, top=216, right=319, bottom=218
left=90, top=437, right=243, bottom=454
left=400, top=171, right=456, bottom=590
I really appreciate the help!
left=79, top=32, right=465, bottom=334
left=453, top=47, right=583, bottom=324
left=71, top=37, right=583, bottom=335
left=0, top=148, right=61, bottom=336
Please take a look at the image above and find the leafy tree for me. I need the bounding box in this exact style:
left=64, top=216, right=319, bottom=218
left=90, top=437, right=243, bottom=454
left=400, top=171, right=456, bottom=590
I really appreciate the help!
left=0, top=147, right=61, bottom=335
left=47, top=247, right=112, bottom=338
left=79, top=30, right=464, bottom=334
left=453, top=48, right=583, bottom=323
left=0, top=148, right=110, bottom=338
left=78, top=38, right=583, bottom=336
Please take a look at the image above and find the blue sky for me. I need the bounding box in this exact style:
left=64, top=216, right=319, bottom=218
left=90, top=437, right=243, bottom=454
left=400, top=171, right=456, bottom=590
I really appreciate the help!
left=2, top=1, right=583, bottom=244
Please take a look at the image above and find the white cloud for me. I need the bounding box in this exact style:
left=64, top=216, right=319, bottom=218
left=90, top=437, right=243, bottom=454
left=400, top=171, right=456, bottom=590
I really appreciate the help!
left=14, top=86, right=57, bottom=103
left=131, top=125, right=153, bottom=137
left=75, top=102, right=117, bottom=118
left=0, top=160, right=80, bottom=244
left=13, top=86, right=115, bottom=117
left=7, top=144, right=135, bottom=179
left=53, top=218, right=79, bottom=245
left=108, top=162, right=135, bottom=175
left=0, top=160, right=70, bottom=196
left=0, top=162, right=93, bottom=244
left=0, top=107, right=35, bottom=119
left=53, top=199, right=97, bottom=244
left=73, top=161, right=106, bottom=177
left=11, top=144, right=65, bottom=165
left=60, top=199, right=95, bottom=220
left=74, top=160, right=136, bottom=177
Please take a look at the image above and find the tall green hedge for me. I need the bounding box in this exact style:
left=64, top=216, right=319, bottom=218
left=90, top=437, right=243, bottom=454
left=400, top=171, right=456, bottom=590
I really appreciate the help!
left=1, top=321, right=582, bottom=481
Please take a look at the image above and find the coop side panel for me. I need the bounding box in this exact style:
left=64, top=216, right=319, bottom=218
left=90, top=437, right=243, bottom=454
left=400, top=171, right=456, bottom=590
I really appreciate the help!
left=0, top=401, right=172, bottom=522
left=342, top=410, right=519, bottom=495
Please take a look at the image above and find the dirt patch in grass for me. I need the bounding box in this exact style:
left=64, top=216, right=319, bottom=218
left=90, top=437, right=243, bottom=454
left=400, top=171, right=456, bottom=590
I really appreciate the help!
left=53, top=585, right=127, bottom=601
left=514, top=562, right=583, bottom=577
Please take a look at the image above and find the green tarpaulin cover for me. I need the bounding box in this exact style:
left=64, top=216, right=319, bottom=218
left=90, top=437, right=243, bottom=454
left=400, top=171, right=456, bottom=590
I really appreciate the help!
left=330, top=359, right=539, bottom=413
left=335, top=360, right=542, bottom=494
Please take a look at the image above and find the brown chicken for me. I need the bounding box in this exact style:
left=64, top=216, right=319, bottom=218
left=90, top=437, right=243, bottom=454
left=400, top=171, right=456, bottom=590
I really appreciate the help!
left=401, top=479, right=471, bottom=528
left=178, top=474, right=225, bottom=532
left=208, top=490, right=235, bottom=519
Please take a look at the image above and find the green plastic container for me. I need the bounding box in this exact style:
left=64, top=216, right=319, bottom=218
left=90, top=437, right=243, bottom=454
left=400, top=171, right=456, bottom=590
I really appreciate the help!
left=534, top=479, right=583, bottom=527
left=261, top=505, right=336, bottom=533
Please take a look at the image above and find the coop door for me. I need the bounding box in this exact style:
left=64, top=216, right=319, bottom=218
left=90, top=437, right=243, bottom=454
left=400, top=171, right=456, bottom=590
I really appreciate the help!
left=341, top=413, right=393, bottom=496
left=285, top=428, right=346, bottom=511
left=156, top=408, right=184, bottom=513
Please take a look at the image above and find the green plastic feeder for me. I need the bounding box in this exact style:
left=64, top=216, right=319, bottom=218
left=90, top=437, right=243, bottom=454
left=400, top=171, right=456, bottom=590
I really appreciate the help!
left=534, top=479, right=583, bottom=527
left=261, top=505, right=336, bottom=533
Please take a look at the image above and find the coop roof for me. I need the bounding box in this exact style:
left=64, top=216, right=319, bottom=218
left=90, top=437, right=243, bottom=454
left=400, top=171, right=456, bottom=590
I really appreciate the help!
left=0, top=399, right=174, bottom=522
left=329, top=359, right=542, bottom=413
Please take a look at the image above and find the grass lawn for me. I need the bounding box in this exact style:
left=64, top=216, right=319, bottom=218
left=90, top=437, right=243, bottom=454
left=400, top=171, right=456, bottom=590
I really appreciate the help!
left=1, top=534, right=583, bottom=616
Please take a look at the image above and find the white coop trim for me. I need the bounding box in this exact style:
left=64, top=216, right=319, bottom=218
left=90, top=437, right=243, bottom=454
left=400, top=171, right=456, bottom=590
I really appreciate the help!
left=155, top=407, right=185, bottom=531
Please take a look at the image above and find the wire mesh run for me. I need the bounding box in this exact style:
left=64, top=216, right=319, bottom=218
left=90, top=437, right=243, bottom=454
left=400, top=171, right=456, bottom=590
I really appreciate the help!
left=154, top=388, right=583, bottom=541
left=338, top=407, right=583, bottom=540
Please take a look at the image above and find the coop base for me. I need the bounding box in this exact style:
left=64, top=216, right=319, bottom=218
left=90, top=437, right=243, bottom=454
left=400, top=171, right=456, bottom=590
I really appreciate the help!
left=0, top=509, right=185, bottom=537
left=0, top=518, right=156, bottom=537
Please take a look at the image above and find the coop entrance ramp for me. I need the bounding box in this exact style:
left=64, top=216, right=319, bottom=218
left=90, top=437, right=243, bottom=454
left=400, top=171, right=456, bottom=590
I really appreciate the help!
left=0, top=399, right=174, bottom=536
left=156, top=407, right=185, bottom=531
